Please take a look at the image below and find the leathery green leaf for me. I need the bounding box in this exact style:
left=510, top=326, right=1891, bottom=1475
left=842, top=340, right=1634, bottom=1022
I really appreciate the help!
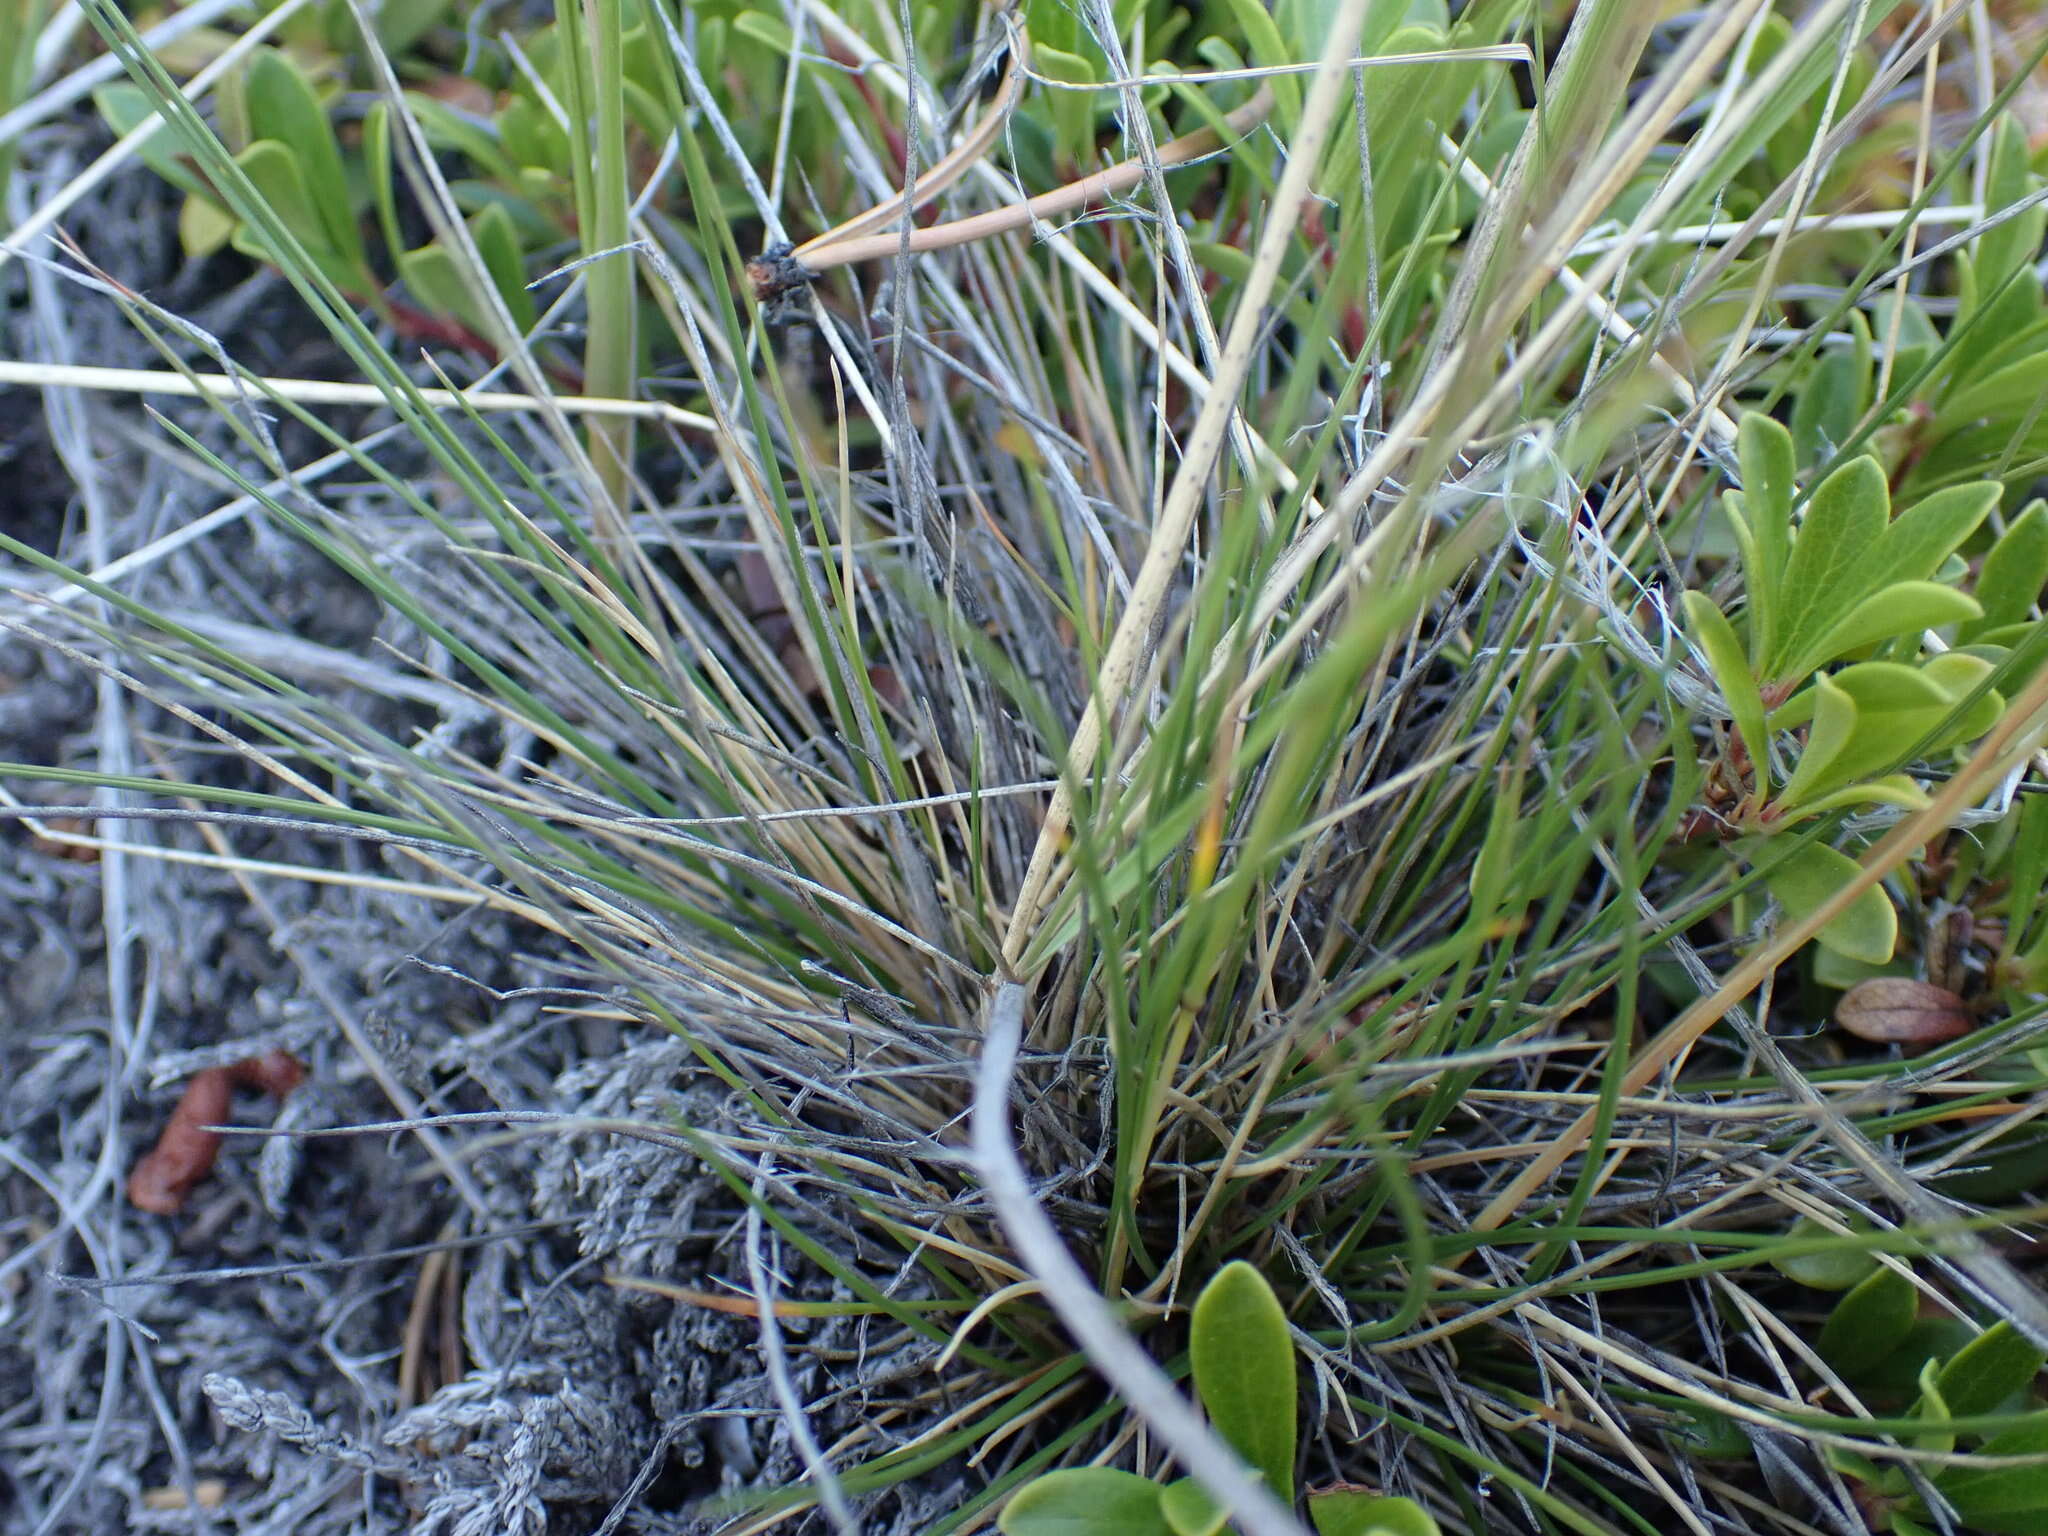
left=1799, top=581, right=1981, bottom=673
left=241, top=48, right=360, bottom=265
left=1309, top=1489, right=1443, bottom=1536
left=1770, top=455, right=1890, bottom=683
left=1965, top=502, right=2048, bottom=642
left=1190, top=1261, right=1297, bottom=1503
left=1921, top=1419, right=2048, bottom=1532
left=1756, top=839, right=1895, bottom=965
left=1935, top=1323, right=2047, bottom=1420
left=1000, top=1469, right=1173, bottom=1536
left=1817, top=1262, right=1915, bottom=1379
left=1867, top=481, right=2001, bottom=592
left=1160, top=1478, right=1228, bottom=1536
left=1734, top=412, right=1797, bottom=661
left=1681, top=590, right=1770, bottom=795
left=1772, top=673, right=1859, bottom=813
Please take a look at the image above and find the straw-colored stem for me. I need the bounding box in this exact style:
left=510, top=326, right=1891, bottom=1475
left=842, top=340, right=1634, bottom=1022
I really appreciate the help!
left=772, top=86, right=1274, bottom=287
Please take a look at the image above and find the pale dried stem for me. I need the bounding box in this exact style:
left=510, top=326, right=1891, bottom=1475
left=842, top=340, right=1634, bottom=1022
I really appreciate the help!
left=789, top=86, right=1275, bottom=279
left=999, top=0, right=1375, bottom=967
left=790, top=16, right=1030, bottom=262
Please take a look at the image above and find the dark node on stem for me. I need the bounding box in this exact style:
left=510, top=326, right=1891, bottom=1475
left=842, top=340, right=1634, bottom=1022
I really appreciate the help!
left=746, top=242, right=817, bottom=311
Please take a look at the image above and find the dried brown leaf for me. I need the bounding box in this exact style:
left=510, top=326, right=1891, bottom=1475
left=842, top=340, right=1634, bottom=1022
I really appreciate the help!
left=1835, top=978, right=1973, bottom=1049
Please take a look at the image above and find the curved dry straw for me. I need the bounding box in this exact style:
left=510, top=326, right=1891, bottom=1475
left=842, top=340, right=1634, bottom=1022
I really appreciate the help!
left=748, top=20, right=1276, bottom=302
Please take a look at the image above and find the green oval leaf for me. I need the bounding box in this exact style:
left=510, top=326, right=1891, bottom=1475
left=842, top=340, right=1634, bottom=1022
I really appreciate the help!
left=1671, top=1406, right=1752, bottom=1461
left=373, top=0, right=455, bottom=54
left=1031, top=45, right=1103, bottom=169
left=1000, top=1469, right=1174, bottom=1536
left=1791, top=313, right=1871, bottom=469
left=1936, top=1323, right=2047, bottom=1421
left=1190, top=1261, right=1297, bottom=1503
left=1974, top=114, right=2048, bottom=302
left=1160, top=1478, right=1228, bottom=1536
left=1773, top=673, right=1859, bottom=812
left=1757, top=838, right=1896, bottom=965
left=94, top=82, right=216, bottom=201
left=1769, top=1216, right=1877, bottom=1290
left=1817, top=1262, right=1916, bottom=1379
left=1901, top=415, right=2048, bottom=502
left=1797, top=580, right=1982, bottom=675
left=1776, top=659, right=1986, bottom=811
left=178, top=192, right=236, bottom=259
left=363, top=99, right=402, bottom=266
left=1770, top=454, right=1890, bottom=683
left=1862, top=1318, right=1983, bottom=1397
left=1964, top=502, right=2048, bottom=642
left=1721, top=492, right=1771, bottom=661
left=231, top=141, right=366, bottom=294
left=1308, top=1490, right=1442, bottom=1536
left=1957, top=321, right=2048, bottom=416
left=499, top=93, right=571, bottom=178
left=1919, top=652, right=2007, bottom=752
left=242, top=49, right=360, bottom=266
left=1938, top=352, right=2048, bottom=436
left=1870, top=480, right=2002, bottom=590
left=1737, top=412, right=1798, bottom=577
left=1681, top=590, right=1769, bottom=791
left=471, top=201, right=535, bottom=334
left=1921, top=1418, right=2048, bottom=1533
left=397, top=243, right=479, bottom=335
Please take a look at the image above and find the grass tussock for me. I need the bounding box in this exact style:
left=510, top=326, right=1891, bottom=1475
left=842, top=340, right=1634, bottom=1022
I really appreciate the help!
left=9, top=1, right=2048, bottom=1533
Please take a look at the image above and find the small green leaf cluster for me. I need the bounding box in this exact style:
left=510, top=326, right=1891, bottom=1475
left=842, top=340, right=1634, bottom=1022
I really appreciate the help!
left=89, top=0, right=1501, bottom=417
left=998, top=1262, right=1439, bottom=1536
left=1679, top=410, right=2038, bottom=965
left=97, top=34, right=535, bottom=343
left=93, top=1, right=709, bottom=348
left=269, top=0, right=459, bottom=62
left=1016, top=0, right=1164, bottom=175
left=1780, top=1247, right=2048, bottom=1535
left=1016, top=0, right=1454, bottom=170
left=101, top=48, right=392, bottom=311
left=1735, top=11, right=1886, bottom=204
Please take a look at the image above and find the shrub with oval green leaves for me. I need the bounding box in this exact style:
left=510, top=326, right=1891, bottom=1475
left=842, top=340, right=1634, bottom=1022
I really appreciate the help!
left=1678, top=409, right=2042, bottom=965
